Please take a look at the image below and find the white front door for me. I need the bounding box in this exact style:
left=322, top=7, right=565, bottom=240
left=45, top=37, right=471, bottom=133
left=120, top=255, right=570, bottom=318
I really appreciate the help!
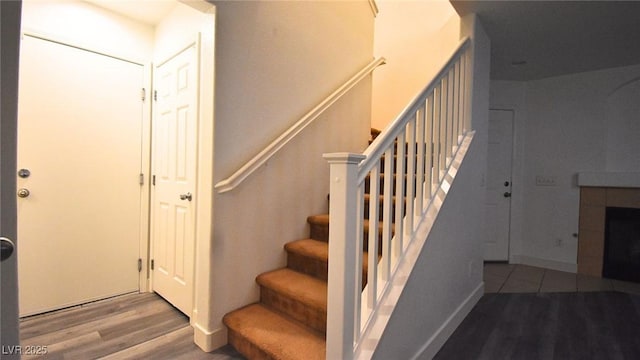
left=17, top=35, right=143, bottom=316
left=484, top=109, right=514, bottom=261
left=151, top=42, right=198, bottom=316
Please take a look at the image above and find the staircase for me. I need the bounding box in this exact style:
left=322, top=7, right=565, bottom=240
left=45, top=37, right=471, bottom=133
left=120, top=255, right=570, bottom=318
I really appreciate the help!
left=223, top=37, right=472, bottom=359
left=223, top=129, right=387, bottom=360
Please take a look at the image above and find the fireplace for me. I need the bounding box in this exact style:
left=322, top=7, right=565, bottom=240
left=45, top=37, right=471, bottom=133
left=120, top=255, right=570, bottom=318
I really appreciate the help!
left=577, top=175, right=640, bottom=278
left=603, top=207, right=640, bottom=283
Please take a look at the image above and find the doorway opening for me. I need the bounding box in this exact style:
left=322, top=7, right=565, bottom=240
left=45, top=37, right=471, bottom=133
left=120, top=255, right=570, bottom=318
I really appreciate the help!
left=16, top=0, right=215, bottom=327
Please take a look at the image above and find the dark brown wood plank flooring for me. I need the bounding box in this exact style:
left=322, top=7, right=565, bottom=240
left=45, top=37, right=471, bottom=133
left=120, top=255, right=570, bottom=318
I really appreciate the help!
left=435, top=292, right=640, bottom=360
left=19, top=292, right=245, bottom=360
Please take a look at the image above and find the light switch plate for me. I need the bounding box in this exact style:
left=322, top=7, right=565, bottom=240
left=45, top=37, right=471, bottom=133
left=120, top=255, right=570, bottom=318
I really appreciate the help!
left=536, top=175, right=557, bottom=186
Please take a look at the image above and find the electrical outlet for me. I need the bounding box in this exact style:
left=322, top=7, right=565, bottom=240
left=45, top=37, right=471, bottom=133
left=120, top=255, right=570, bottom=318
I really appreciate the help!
left=536, top=175, right=557, bottom=186
left=555, top=238, right=563, bottom=247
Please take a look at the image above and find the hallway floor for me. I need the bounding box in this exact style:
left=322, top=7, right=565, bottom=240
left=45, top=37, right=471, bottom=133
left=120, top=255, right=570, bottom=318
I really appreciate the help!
left=484, top=263, right=640, bottom=294
left=19, top=292, right=243, bottom=360
left=19, top=264, right=640, bottom=359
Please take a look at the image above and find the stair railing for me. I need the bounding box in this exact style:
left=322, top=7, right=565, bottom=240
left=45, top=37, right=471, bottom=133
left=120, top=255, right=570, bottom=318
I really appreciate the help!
left=324, top=37, right=472, bottom=359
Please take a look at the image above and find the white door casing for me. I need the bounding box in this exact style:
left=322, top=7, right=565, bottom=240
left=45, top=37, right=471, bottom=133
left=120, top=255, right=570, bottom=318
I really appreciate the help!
left=484, top=109, right=514, bottom=261
left=151, top=41, right=199, bottom=316
left=17, top=35, right=143, bottom=316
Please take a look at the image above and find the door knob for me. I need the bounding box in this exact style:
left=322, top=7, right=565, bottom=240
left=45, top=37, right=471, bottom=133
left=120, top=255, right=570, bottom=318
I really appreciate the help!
left=503, top=192, right=512, bottom=198
left=17, top=188, right=30, bottom=198
left=18, top=168, right=31, bottom=178
left=504, top=181, right=510, bottom=187
left=179, top=192, right=193, bottom=201
left=1, top=237, right=15, bottom=262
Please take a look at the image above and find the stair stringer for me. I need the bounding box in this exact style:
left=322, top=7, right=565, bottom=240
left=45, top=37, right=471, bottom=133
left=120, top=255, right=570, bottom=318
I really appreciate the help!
left=355, top=132, right=481, bottom=359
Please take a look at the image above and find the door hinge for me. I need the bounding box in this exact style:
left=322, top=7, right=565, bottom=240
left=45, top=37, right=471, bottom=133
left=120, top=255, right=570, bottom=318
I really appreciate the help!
left=150, top=259, right=155, bottom=270
left=138, top=258, right=142, bottom=272
left=141, top=88, right=146, bottom=101
left=139, top=173, right=144, bottom=185
left=152, top=175, right=156, bottom=186
left=153, top=90, right=158, bottom=101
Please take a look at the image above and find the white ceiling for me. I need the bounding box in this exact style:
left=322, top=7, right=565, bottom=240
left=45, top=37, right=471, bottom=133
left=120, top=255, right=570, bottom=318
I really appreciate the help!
left=451, top=1, right=640, bottom=81
left=84, top=0, right=177, bottom=26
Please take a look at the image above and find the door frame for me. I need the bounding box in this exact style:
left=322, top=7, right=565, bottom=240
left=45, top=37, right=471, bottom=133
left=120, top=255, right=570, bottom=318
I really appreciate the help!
left=487, top=108, right=516, bottom=261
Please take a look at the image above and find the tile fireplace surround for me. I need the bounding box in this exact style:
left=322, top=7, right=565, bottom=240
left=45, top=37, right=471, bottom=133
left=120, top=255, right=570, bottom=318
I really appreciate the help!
left=577, top=172, right=640, bottom=277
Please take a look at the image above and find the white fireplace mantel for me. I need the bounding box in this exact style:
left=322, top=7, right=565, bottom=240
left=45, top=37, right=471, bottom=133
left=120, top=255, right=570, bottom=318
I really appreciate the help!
left=578, top=172, right=640, bottom=188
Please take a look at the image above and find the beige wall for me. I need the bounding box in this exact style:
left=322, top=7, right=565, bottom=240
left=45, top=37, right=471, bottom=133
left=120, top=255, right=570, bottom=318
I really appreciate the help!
left=209, top=0, right=375, bottom=348
left=371, top=0, right=461, bottom=130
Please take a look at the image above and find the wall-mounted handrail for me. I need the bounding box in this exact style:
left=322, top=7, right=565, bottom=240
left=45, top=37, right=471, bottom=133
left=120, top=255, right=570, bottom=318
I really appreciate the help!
left=214, top=57, right=386, bottom=194
left=368, top=0, right=379, bottom=17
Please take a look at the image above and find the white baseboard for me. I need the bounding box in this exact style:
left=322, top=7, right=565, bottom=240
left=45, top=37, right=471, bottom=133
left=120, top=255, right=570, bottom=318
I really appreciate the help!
left=510, top=255, right=577, bottom=273
left=411, top=282, right=485, bottom=360
left=193, top=323, right=227, bottom=352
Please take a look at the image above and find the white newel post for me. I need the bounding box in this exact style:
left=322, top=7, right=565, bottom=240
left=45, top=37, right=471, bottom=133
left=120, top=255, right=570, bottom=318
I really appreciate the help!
left=323, top=152, right=366, bottom=360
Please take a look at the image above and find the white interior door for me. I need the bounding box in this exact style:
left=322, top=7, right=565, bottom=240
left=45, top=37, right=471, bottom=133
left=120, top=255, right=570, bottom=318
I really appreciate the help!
left=151, top=42, right=198, bottom=316
left=484, top=109, right=514, bottom=261
left=17, top=35, right=143, bottom=316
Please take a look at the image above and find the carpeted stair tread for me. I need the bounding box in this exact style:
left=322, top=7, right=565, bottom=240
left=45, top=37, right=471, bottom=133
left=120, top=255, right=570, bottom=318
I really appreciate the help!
left=285, top=238, right=373, bottom=282
left=285, top=239, right=329, bottom=263
left=223, top=303, right=325, bottom=360
left=257, top=268, right=327, bottom=312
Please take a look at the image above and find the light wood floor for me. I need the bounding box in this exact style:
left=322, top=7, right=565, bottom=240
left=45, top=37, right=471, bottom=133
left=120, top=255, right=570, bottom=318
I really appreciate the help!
left=20, top=292, right=245, bottom=360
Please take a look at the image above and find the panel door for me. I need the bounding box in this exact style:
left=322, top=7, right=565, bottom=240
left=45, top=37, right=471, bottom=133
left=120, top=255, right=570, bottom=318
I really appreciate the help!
left=151, top=43, right=198, bottom=315
left=484, top=110, right=514, bottom=261
left=17, top=35, right=143, bottom=316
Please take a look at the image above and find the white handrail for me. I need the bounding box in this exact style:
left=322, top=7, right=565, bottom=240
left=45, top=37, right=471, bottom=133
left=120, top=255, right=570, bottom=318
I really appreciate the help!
left=368, top=0, right=379, bottom=17
left=214, top=57, right=386, bottom=194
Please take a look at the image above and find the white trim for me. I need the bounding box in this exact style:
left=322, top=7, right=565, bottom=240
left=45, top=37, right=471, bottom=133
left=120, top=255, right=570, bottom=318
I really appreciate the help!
left=193, top=323, right=227, bottom=352
left=21, top=31, right=145, bottom=66
left=510, top=254, right=577, bottom=273
left=139, top=62, right=153, bottom=293
left=411, top=282, right=485, bottom=360
left=214, top=57, right=386, bottom=194
left=577, top=172, right=640, bottom=188
left=190, top=3, right=216, bottom=352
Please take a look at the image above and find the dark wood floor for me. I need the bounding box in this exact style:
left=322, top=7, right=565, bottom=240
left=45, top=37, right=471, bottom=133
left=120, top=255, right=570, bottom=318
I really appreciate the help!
left=435, top=291, right=640, bottom=360
left=19, top=292, right=245, bottom=360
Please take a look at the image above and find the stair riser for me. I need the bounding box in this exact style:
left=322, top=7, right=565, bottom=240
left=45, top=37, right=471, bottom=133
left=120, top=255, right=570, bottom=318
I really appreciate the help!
left=287, top=252, right=328, bottom=281
left=227, top=330, right=274, bottom=360
left=309, top=222, right=390, bottom=255
left=260, top=286, right=327, bottom=335
left=286, top=251, right=370, bottom=289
